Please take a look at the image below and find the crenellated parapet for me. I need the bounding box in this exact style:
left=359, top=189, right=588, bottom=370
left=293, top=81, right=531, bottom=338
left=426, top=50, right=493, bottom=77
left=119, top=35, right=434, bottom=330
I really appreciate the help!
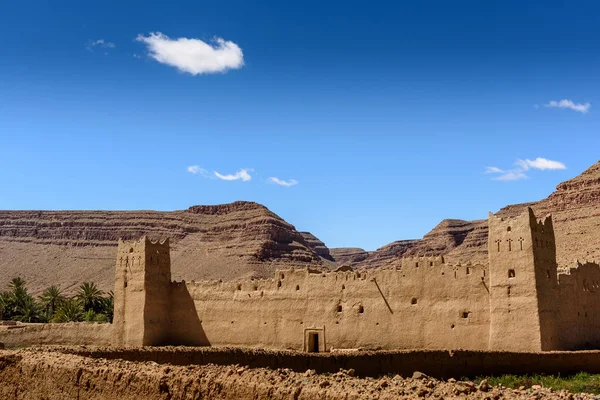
left=558, top=260, right=600, bottom=293
left=401, top=255, right=445, bottom=269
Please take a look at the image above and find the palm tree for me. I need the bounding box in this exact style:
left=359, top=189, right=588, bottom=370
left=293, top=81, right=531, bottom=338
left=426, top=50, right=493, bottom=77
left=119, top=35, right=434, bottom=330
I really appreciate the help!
left=39, top=285, right=65, bottom=319
left=102, top=291, right=114, bottom=322
left=7, top=277, right=32, bottom=317
left=13, top=295, right=44, bottom=323
left=0, top=290, right=13, bottom=320
left=0, top=293, right=5, bottom=320
left=8, top=277, right=26, bottom=292
left=52, top=298, right=84, bottom=323
left=76, top=282, right=105, bottom=313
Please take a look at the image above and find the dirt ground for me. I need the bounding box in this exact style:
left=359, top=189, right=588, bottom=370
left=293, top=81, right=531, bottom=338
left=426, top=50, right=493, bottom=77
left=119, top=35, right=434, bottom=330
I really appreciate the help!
left=0, top=347, right=598, bottom=399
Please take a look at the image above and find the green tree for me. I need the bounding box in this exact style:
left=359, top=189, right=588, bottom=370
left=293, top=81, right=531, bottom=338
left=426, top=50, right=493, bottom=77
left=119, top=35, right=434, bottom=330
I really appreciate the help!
left=7, top=277, right=28, bottom=315
left=8, top=277, right=26, bottom=292
left=13, top=295, right=44, bottom=323
left=0, top=291, right=14, bottom=320
left=52, top=298, right=84, bottom=323
left=39, top=285, right=65, bottom=319
left=5, top=277, right=44, bottom=322
left=0, top=293, right=6, bottom=320
left=76, top=282, right=105, bottom=313
left=101, top=291, right=114, bottom=323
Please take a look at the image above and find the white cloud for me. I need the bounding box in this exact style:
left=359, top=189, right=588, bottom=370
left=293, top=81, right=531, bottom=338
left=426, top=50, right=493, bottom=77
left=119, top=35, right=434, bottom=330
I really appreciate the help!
left=187, top=165, right=204, bottom=174
left=136, top=32, right=244, bottom=75
left=214, top=168, right=252, bottom=182
left=493, top=170, right=528, bottom=181
left=87, top=39, right=116, bottom=51
left=545, top=99, right=591, bottom=114
left=518, top=157, right=567, bottom=171
left=268, top=177, right=298, bottom=187
left=485, top=166, right=504, bottom=174
left=485, top=157, right=566, bottom=182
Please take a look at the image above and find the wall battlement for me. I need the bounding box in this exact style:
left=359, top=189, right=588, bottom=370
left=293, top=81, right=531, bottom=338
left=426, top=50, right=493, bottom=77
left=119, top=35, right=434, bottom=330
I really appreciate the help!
left=114, top=208, right=600, bottom=352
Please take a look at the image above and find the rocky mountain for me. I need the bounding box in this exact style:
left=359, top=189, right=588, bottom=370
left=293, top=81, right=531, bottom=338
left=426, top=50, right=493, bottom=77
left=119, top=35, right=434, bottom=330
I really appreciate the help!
left=3, top=161, right=600, bottom=293
left=299, top=232, right=334, bottom=262
left=0, top=201, right=327, bottom=294
left=332, top=160, right=600, bottom=269
left=329, top=248, right=370, bottom=266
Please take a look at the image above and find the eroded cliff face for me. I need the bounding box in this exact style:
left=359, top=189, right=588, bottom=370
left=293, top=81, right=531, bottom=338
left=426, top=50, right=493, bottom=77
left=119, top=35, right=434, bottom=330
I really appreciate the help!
left=0, top=201, right=324, bottom=293
left=299, top=232, right=335, bottom=262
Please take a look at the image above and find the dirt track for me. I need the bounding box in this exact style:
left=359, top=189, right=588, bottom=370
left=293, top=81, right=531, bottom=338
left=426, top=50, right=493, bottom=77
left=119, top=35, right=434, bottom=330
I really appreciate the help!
left=0, top=347, right=598, bottom=399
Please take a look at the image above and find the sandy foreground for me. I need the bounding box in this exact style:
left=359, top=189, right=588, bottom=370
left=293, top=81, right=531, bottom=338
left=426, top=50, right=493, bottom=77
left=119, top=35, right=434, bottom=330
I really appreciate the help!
left=0, top=347, right=598, bottom=399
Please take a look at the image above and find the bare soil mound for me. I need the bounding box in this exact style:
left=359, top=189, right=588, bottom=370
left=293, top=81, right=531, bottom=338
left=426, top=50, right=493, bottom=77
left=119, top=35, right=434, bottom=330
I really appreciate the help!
left=0, top=347, right=596, bottom=399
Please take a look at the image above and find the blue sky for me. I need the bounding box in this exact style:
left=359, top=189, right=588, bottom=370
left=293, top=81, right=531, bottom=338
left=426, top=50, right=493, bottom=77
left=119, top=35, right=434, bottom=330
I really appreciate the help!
left=1, top=0, right=599, bottom=250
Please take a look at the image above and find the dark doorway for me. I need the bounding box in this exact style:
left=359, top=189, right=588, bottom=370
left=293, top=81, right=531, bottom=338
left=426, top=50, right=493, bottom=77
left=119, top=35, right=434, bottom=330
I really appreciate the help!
left=309, top=333, right=319, bottom=353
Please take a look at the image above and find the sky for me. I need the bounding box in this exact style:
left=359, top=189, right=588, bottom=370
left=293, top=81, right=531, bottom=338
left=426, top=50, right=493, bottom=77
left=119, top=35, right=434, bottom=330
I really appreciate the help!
left=1, top=1, right=599, bottom=250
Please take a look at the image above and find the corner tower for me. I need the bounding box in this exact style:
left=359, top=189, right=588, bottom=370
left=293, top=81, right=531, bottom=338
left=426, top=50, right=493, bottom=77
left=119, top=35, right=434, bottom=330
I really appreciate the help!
left=488, top=208, right=559, bottom=351
left=113, top=236, right=171, bottom=346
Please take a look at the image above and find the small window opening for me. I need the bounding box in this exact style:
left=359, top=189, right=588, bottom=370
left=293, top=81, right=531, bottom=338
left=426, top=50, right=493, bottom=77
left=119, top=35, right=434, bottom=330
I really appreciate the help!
left=296, top=285, right=300, bottom=290
left=507, top=286, right=511, bottom=295
left=337, top=304, right=343, bottom=313
left=281, top=273, right=285, bottom=280
left=237, top=284, right=242, bottom=291
left=342, top=284, right=345, bottom=290
left=129, top=248, right=134, bottom=253
left=451, top=324, right=455, bottom=329
left=277, top=280, right=282, bottom=288
left=253, top=285, right=258, bottom=291
left=508, top=269, right=516, bottom=278
left=466, top=267, right=471, bottom=275
left=507, top=226, right=511, bottom=232
left=411, top=298, right=417, bottom=305
left=124, top=281, right=128, bottom=288
left=358, top=305, right=364, bottom=313
left=546, top=270, right=551, bottom=279
left=429, top=261, right=433, bottom=266
left=415, top=262, right=419, bottom=268
left=462, top=312, right=470, bottom=319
